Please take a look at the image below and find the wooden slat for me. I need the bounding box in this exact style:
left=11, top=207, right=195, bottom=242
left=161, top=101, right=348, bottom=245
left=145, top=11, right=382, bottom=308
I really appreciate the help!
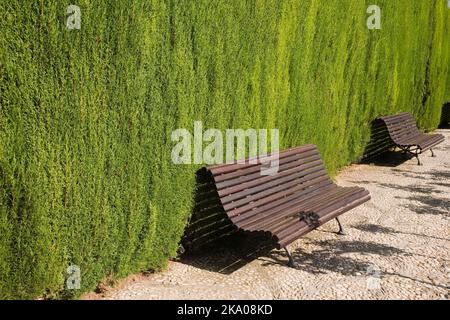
left=232, top=180, right=334, bottom=227
left=214, top=152, right=321, bottom=191
left=259, top=187, right=362, bottom=234
left=222, top=168, right=327, bottom=210
left=213, top=149, right=319, bottom=183
left=216, top=160, right=326, bottom=197
left=208, top=144, right=317, bottom=175
left=226, top=173, right=330, bottom=218
left=219, top=162, right=324, bottom=205
left=277, top=192, right=371, bottom=248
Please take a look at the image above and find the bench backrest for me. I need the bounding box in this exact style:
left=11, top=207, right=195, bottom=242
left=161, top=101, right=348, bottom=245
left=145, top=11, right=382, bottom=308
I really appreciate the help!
left=379, top=112, right=420, bottom=144
left=362, top=118, right=396, bottom=159
left=206, top=144, right=333, bottom=228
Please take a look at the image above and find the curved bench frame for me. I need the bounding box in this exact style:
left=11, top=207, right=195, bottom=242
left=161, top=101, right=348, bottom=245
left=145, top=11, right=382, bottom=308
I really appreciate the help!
left=379, top=112, right=445, bottom=165
left=202, top=144, right=371, bottom=267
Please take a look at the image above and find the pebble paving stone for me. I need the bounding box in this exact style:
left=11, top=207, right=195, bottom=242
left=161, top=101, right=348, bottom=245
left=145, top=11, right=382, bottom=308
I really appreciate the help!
left=85, top=130, right=450, bottom=300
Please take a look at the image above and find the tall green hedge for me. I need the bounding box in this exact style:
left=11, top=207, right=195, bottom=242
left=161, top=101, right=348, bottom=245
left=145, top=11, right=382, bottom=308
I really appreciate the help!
left=0, top=0, right=449, bottom=299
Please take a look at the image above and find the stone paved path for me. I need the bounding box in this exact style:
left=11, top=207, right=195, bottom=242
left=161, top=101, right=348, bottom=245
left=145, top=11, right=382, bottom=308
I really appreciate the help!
left=84, top=129, right=449, bottom=300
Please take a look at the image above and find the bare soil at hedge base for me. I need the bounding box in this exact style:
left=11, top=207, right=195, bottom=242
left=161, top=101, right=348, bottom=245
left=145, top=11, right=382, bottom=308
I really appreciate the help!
left=83, top=130, right=450, bottom=300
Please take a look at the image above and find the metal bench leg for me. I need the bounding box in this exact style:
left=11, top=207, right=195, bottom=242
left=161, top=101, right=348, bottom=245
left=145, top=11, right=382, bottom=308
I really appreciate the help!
left=430, top=148, right=436, bottom=157
left=335, top=217, right=346, bottom=235
left=410, top=149, right=422, bottom=166
left=415, top=154, right=422, bottom=166
left=284, top=247, right=298, bottom=268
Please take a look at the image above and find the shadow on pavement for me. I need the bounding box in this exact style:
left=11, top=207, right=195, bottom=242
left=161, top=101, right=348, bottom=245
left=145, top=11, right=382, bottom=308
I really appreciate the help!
left=179, top=231, right=275, bottom=275
left=361, top=151, right=413, bottom=167
left=261, top=238, right=449, bottom=291
left=260, top=239, right=405, bottom=276
left=353, top=223, right=449, bottom=243
left=352, top=168, right=450, bottom=219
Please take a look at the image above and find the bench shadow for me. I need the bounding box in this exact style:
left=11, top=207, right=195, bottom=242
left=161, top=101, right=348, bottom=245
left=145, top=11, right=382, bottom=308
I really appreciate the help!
left=179, top=231, right=449, bottom=291
left=179, top=231, right=276, bottom=275
left=259, top=239, right=406, bottom=276
left=361, top=151, right=413, bottom=167
left=260, top=238, right=449, bottom=290
left=180, top=234, right=407, bottom=277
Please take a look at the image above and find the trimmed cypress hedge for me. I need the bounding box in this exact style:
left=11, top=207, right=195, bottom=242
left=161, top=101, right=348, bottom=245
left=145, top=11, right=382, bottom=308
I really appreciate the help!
left=0, top=0, right=449, bottom=299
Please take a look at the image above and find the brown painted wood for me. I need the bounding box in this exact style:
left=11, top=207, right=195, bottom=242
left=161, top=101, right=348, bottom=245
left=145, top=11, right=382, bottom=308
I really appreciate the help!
left=194, top=144, right=371, bottom=249
left=379, top=112, right=445, bottom=152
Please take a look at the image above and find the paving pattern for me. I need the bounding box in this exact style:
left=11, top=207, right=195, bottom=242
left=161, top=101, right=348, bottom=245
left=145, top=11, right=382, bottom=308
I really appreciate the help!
left=85, top=129, right=450, bottom=300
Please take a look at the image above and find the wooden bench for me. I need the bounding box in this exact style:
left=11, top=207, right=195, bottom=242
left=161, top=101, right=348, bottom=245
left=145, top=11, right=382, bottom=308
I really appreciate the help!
left=379, top=112, right=445, bottom=165
left=188, top=144, right=371, bottom=268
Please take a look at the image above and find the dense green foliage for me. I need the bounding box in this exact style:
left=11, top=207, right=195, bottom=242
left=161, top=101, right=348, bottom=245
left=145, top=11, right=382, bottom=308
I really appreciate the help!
left=0, top=0, right=449, bottom=299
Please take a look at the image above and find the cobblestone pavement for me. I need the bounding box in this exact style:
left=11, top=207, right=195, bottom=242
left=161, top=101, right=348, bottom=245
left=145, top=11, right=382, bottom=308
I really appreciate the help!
left=85, top=130, right=450, bottom=300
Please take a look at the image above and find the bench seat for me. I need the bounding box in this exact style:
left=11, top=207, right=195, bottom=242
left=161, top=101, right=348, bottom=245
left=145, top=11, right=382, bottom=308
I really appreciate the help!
left=394, top=134, right=444, bottom=151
